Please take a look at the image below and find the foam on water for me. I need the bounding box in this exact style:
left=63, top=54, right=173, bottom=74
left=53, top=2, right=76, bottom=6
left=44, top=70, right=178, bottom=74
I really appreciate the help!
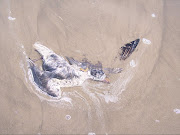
left=81, top=83, right=106, bottom=131
left=19, top=61, right=28, bottom=83
left=19, top=45, right=29, bottom=83
left=111, top=69, right=133, bottom=97
left=104, top=93, right=118, bottom=103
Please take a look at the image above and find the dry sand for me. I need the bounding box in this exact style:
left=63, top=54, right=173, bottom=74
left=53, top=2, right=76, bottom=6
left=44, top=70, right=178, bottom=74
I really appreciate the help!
left=0, top=0, right=180, bottom=134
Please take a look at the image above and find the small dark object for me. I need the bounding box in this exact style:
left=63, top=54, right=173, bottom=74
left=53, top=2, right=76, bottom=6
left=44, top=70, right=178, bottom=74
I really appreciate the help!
left=120, top=39, right=140, bottom=60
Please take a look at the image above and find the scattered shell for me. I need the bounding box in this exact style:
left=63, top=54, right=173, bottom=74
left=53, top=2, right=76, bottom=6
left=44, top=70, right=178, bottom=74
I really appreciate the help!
left=155, top=120, right=160, bottom=122
left=151, top=13, right=156, bottom=17
left=65, top=115, right=71, bottom=120
left=88, top=133, right=96, bottom=135
left=142, top=38, right=151, bottom=45
left=130, top=60, right=136, bottom=67
left=174, top=108, right=180, bottom=114
left=8, top=16, right=16, bottom=21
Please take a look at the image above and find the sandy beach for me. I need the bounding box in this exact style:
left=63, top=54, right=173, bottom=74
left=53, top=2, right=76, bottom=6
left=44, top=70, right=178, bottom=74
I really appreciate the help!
left=0, top=0, right=180, bottom=134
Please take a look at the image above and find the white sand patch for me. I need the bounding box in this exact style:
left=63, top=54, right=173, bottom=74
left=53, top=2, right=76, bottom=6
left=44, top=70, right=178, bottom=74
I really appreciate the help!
left=173, top=108, right=180, bottom=114
left=130, top=59, right=136, bottom=67
left=8, top=16, right=16, bottom=21
left=142, top=38, right=151, bottom=45
left=151, top=13, right=156, bottom=17
left=65, top=115, right=71, bottom=120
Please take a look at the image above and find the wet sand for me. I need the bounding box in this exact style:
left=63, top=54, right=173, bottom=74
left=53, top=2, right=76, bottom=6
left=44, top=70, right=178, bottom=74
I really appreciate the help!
left=0, top=0, right=180, bottom=134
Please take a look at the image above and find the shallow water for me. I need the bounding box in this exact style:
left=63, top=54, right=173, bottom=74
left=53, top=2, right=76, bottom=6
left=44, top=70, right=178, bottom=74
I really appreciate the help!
left=0, top=0, right=180, bottom=134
